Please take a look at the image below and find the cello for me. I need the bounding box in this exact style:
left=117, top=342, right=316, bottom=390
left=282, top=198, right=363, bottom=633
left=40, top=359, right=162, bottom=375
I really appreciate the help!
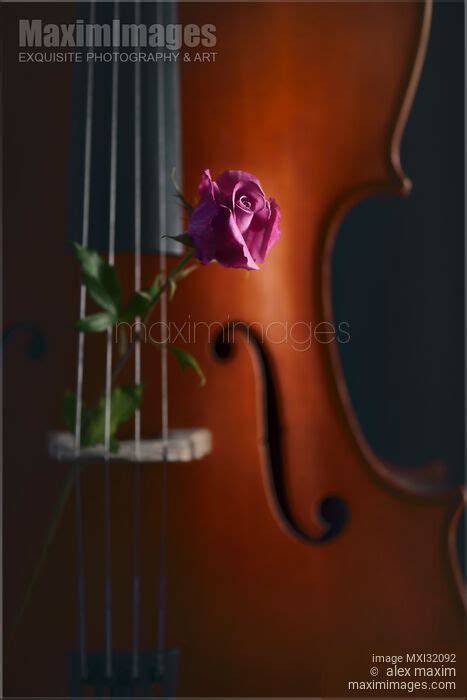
left=3, top=0, right=465, bottom=696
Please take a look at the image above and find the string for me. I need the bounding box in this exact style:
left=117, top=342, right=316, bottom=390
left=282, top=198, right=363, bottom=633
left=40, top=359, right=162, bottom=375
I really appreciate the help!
left=73, top=473, right=87, bottom=679
left=103, top=0, right=120, bottom=679
left=132, top=0, right=142, bottom=681
left=156, top=0, right=170, bottom=656
left=72, top=0, right=96, bottom=681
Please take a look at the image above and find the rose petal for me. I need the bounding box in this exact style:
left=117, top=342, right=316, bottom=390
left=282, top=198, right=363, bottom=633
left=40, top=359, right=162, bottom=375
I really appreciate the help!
left=189, top=169, right=279, bottom=270
left=243, top=198, right=281, bottom=263
left=189, top=208, right=218, bottom=264
left=198, top=169, right=220, bottom=199
left=232, top=185, right=253, bottom=234
left=212, top=207, right=259, bottom=270
left=234, top=202, right=254, bottom=234
left=234, top=180, right=267, bottom=213
left=216, top=170, right=260, bottom=197
left=188, top=174, right=220, bottom=262
left=232, top=180, right=267, bottom=234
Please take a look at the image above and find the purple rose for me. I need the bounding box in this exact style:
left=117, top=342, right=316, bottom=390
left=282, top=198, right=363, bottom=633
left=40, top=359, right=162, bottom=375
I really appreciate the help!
left=187, top=170, right=281, bottom=270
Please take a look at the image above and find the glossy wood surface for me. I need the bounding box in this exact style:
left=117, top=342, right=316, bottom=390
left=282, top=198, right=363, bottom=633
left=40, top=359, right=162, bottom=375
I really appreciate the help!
left=168, top=2, right=466, bottom=694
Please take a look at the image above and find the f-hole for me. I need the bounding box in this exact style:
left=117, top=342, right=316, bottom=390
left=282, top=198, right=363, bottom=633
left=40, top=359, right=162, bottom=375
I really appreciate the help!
left=213, top=322, right=348, bottom=544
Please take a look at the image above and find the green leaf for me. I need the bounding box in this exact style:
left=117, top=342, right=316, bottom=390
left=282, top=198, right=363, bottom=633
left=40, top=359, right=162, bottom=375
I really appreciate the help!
left=77, top=312, right=116, bottom=333
left=170, top=167, right=194, bottom=214
left=164, top=233, right=193, bottom=247
left=71, top=242, right=102, bottom=278
left=82, top=399, right=105, bottom=447
left=82, top=272, right=120, bottom=315
left=108, top=385, right=143, bottom=431
left=98, top=385, right=142, bottom=445
left=120, top=253, right=195, bottom=324
left=85, top=384, right=143, bottom=447
left=72, top=242, right=120, bottom=315
left=121, top=272, right=168, bottom=322
left=168, top=346, right=206, bottom=386
left=62, top=385, right=143, bottom=451
left=120, top=291, right=152, bottom=322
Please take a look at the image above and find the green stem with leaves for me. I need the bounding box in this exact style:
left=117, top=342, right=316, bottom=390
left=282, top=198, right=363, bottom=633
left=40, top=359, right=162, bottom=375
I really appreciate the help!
left=7, top=250, right=195, bottom=657
left=111, top=250, right=194, bottom=384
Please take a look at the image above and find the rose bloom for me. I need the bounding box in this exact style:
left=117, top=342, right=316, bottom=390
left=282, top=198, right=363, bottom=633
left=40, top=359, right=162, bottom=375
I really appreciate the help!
left=187, top=170, right=280, bottom=270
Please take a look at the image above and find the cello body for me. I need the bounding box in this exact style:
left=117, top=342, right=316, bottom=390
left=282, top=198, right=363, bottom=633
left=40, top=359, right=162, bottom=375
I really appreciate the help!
left=3, top=1, right=465, bottom=697
left=167, top=2, right=465, bottom=694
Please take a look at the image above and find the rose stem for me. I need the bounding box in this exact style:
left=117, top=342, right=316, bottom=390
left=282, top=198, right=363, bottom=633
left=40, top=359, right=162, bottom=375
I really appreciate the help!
left=7, top=250, right=194, bottom=656
left=111, top=250, right=193, bottom=385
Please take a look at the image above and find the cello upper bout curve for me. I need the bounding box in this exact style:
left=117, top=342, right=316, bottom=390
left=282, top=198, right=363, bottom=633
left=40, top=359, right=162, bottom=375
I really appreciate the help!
left=322, top=0, right=455, bottom=498
left=318, top=0, right=465, bottom=615
left=390, top=0, right=433, bottom=196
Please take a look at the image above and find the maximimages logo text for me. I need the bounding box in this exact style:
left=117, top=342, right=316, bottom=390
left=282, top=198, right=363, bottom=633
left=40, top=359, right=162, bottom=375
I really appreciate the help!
left=18, top=20, right=217, bottom=63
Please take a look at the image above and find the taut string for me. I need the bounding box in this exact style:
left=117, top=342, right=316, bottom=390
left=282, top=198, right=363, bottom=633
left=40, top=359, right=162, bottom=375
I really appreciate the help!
left=132, top=0, right=143, bottom=681
left=72, top=0, right=96, bottom=681
left=103, top=0, right=120, bottom=679
left=156, top=0, right=170, bottom=655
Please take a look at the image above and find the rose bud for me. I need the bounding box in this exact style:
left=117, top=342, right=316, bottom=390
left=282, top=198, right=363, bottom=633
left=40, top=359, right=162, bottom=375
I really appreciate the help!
left=187, top=169, right=280, bottom=270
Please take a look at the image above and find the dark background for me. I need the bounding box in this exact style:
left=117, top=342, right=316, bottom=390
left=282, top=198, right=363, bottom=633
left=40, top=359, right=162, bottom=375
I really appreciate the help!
left=332, top=0, right=464, bottom=488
